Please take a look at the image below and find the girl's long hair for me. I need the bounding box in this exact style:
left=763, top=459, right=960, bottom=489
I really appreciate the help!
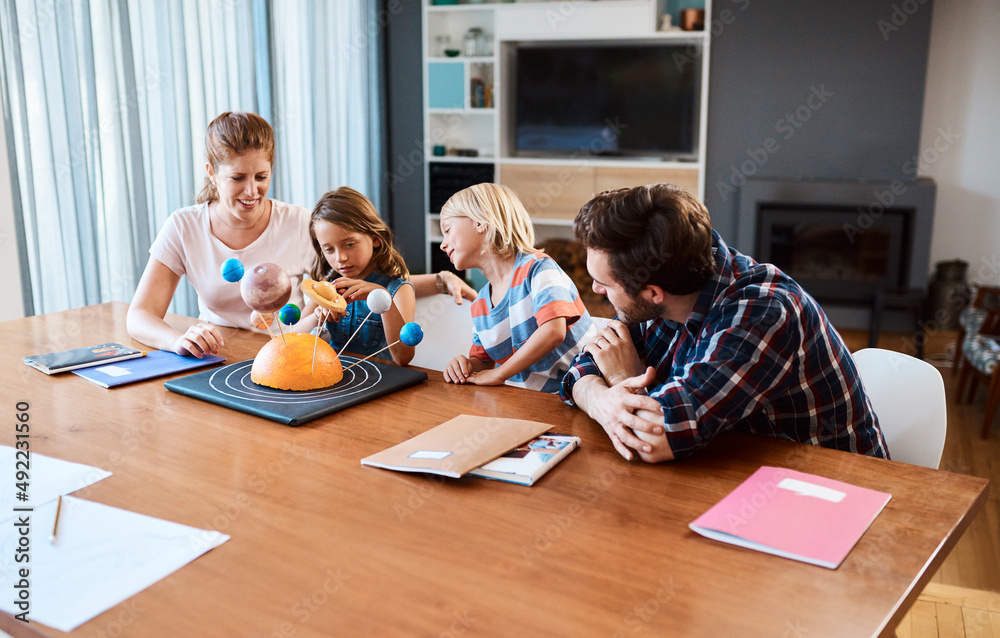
left=309, top=187, right=409, bottom=281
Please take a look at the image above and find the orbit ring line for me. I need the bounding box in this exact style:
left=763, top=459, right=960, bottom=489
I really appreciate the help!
left=207, top=356, right=382, bottom=405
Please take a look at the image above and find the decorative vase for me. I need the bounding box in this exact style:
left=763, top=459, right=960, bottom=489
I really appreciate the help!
left=927, top=259, right=971, bottom=330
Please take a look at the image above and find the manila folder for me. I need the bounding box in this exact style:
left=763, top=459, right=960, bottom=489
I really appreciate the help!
left=361, top=414, right=553, bottom=478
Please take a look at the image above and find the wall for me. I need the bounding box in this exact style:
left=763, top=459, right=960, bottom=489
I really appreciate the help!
left=0, top=99, right=26, bottom=320
left=921, top=0, right=1000, bottom=288
left=383, top=0, right=427, bottom=274
left=703, top=0, right=933, bottom=246
left=1, top=1, right=995, bottom=320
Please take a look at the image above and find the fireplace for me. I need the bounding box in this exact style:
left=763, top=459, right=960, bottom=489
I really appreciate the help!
left=736, top=178, right=936, bottom=328
left=756, top=204, right=910, bottom=303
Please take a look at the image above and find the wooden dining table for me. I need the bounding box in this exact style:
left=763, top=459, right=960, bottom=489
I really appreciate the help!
left=1, top=303, right=989, bottom=637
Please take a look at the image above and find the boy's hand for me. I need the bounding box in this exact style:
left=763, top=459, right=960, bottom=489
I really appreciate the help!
left=443, top=355, right=472, bottom=384
left=465, top=367, right=506, bottom=386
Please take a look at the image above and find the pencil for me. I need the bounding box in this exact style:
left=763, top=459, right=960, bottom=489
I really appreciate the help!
left=49, top=495, right=63, bottom=544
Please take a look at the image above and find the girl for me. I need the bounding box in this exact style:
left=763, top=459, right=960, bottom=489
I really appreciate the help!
left=299, top=187, right=416, bottom=366
left=440, top=183, right=595, bottom=393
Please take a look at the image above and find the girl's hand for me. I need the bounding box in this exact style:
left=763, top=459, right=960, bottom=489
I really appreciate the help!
left=173, top=322, right=224, bottom=358
left=333, top=277, right=385, bottom=304
left=444, top=355, right=472, bottom=384
left=313, top=305, right=343, bottom=324
left=438, top=271, right=477, bottom=305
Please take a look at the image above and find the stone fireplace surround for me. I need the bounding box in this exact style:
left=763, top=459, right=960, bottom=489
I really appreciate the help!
left=736, top=177, right=937, bottom=330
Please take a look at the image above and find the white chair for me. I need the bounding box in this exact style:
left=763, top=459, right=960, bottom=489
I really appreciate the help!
left=409, top=295, right=474, bottom=371
left=852, top=348, right=947, bottom=469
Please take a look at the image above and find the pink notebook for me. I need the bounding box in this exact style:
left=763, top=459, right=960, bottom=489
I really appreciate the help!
left=689, top=466, right=891, bottom=569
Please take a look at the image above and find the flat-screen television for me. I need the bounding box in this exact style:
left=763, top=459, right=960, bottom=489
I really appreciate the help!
left=510, top=42, right=701, bottom=161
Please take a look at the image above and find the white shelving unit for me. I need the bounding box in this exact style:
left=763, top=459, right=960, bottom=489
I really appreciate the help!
left=422, top=0, right=712, bottom=274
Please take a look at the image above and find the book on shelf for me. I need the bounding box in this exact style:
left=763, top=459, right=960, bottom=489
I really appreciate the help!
left=468, top=433, right=580, bottom=486
left=361, top=414, right=554, bottom=479
left=689, top=466, right=891, bottom=569
left=73, top=350, right=226, bottom=388
left=23, top=343, right=145, bottom=375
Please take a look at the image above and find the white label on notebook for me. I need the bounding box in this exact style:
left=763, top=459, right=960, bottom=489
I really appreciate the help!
left=408, top=450, right=452, bottom=460
left=777, top=478, right=846, bottom=503
left=96, top=365, right=131, bottom=377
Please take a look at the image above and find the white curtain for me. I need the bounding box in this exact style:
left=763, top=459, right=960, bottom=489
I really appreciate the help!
left=0, top=0, right=382, bottom=317
left=268, top=0, right=384, bottom=211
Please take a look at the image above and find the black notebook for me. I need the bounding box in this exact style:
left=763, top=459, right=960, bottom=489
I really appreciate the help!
left=164, top=356, right=428, bottom=426
left=23, top=342, right=145, bottom=375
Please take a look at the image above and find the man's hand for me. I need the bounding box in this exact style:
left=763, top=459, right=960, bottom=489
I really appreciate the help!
left=572, top=367, right=671, bottom=461
left=583, top=320, right=644, bottom=386
left=632, top=407, right=674, bottom=463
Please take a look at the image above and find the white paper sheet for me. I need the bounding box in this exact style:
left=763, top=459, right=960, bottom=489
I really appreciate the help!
left=0, top=446, right=112, bottom=521
left=0, top=496, right=229, bottom=632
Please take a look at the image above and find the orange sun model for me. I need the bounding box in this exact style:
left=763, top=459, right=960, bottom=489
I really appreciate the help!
left=251, top=332, right=344, bottom=391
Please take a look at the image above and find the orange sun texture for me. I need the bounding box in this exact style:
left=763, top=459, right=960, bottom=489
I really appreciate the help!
left=251, top=333, right=344, bottom=391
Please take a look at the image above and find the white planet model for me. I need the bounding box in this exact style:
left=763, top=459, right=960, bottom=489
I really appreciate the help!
left=367, top=288, right=392, bottom=314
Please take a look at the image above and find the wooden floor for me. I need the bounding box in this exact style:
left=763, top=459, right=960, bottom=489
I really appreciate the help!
left=895, top=583, right=1000, bottom=638
left=840, top=328, right=1000, bottom=596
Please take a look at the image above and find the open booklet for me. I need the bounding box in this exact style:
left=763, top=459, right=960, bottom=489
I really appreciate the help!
left=689, top=466, right=891, bottom=569
left=468, top=434, right=580, bottom=486
left=361, top=415, right=564, bottom=480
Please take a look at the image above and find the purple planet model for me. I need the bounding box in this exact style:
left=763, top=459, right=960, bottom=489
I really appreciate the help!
left=240, top=262, right=292, bottom=313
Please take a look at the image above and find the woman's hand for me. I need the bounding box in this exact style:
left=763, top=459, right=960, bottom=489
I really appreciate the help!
left=172, top=322, right=224, bottom=358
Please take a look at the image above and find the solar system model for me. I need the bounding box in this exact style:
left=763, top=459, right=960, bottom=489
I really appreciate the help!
left=220, top=259, right=423, bottom=391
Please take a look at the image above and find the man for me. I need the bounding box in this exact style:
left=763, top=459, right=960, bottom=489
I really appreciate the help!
left=559, top=183, right=888, bottom=463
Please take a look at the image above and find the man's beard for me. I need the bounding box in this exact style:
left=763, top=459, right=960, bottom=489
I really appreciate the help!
left=615, top=295, right=665, bottom=326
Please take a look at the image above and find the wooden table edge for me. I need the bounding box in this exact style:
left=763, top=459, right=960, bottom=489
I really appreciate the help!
left=878, top=476, right=991, bottom=637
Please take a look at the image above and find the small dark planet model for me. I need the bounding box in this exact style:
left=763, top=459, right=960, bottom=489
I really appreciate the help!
left=240, top=262, right=291, bottom=313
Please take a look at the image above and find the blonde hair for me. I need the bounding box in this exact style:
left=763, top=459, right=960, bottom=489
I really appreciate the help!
left=309, top=186, right=409, bottom=281
left=439, top=183, right=536, bottom=259
left=196, top=112, right=275, bottom=204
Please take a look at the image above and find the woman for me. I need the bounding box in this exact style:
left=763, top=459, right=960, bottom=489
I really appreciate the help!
left=127, top=111, right=473, bottom=358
